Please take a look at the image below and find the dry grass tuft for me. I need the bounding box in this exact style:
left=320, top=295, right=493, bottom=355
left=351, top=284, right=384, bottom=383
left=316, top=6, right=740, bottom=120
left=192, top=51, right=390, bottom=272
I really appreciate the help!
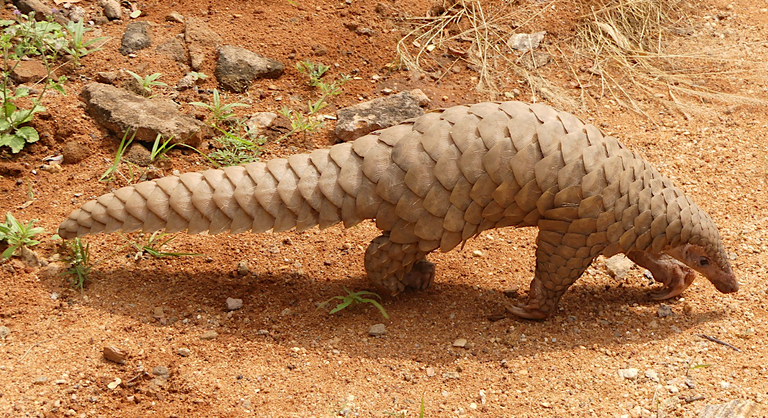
left=576, top=0, right=766, bottom=116
left=396, top=0, right=765, bottom=115
left=396, top=0, right=578, bottom=109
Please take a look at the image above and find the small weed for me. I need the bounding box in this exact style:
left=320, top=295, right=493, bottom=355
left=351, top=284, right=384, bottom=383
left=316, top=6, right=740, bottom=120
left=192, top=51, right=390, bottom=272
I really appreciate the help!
left=0, top=212, right=44, bottom=259
left=187, top=71, right=208, bottom=82
left=385, top=395, right=426, bottom=418
left=124, top=231, right=200, bottom=258
left=63, top=18, right=108, bottom=67
left=149, top=133, right=177, bottom=162
left=296, top=59, right=330, bottom=87
left=63, top=237, right=92, bottom=290
left=281, top=61, right=349, bottom=140
left=99, top=129, right=136, bottom=183
left=318, top=287, right=389, bottom=319
left=126, top=71, right=167, bottom=97
left=190, top=89, right=249, bottom=126
left=208, top=125, right=266, bottom=167
left=0, top=12, right=68, bottom=153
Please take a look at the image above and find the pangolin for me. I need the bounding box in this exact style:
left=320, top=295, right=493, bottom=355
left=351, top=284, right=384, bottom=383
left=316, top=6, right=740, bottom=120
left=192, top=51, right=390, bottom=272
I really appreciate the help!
left=59, top=101, right=739, bottom=319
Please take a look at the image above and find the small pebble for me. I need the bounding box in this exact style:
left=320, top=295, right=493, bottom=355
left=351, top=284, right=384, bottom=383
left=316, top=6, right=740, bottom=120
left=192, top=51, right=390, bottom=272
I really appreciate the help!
left=33, top=376, right=48, bottom=385
left=200, top=330, right=219, bottom=340
left=177, top=348, right=191, bottom=357
left=368, top=324, right=386, bottom=336
left=226, top=297, right=243, bottom=311
left=426, top=367, right=435, bottom=377
left=452, top=338, right=467, bottom=348
left=618, top=368, right=639, bottom=380
left=0, top=326, right=9, bottom=339
left=103, top=346, right=127, bottom=364
left=237, top=261, right=249, bottom=276
left=443, top=371, right=460, bottom=379
left=152, top=366, right=170, bottom=377
left=657, top=304, right=674, bottom=318
left=471, top=250, right=483, bottom=257
left=645, top=370, right=659, bottom=382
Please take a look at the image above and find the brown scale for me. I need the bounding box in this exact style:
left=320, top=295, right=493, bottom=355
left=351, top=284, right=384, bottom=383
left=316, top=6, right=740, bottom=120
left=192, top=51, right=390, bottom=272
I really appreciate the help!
left=58, top=101, right=738, bottom=319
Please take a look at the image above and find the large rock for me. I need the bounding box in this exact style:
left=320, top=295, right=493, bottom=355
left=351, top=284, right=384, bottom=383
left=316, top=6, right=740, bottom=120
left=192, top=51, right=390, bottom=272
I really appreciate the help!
left=184, top=17, right=222, bottom=70
left=215, top=45, right=284, bottom=93
left=334, top=91, right=425, bottom=142
left=80, top=83, right=206, bottom=146
left=119, top=21, right=152, bottom=55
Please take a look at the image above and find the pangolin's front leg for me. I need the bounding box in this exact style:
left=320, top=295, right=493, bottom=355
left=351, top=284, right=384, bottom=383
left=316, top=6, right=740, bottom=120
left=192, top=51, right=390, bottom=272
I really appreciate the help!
left=508, top=226, right=600, bottom=319
left=627, top=250, right=696, bottom=300
left=364, top=234, right=435, bottom=295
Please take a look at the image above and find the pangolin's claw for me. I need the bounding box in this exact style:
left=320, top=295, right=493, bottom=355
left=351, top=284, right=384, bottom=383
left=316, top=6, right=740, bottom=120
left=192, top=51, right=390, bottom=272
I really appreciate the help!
left=504, top=301, right=550, bottom=320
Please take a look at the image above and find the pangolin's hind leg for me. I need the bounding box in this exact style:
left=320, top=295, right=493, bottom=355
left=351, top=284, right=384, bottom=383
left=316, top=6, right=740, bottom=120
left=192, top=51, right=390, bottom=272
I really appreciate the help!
left=364, top=234, right=434, bottom=296
left=508, top=229, right=597, bottom=319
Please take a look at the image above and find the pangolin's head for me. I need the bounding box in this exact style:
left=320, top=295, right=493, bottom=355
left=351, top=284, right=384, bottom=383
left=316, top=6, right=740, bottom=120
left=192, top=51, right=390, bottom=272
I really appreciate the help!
left=664, top=201, right=738, bottom=294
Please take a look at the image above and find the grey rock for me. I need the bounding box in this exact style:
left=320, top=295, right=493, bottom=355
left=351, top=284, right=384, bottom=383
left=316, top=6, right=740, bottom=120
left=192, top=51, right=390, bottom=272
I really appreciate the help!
left=215, top=45, right=285, bottom=93
left=0, top=326, right=9, bottom=339
left=246, top=112, right=278, bottom=135
left=33, top=376, right=48, bottom=385
left=409, top=88, right=430, bottom=106
left=151, top=366, right=169, bottom=378
left=699, top=399, right=759, bottom=418
left=507, top=31, right=546, bottom=51
left=95, top=71, right=121, bottom=85
left=226, top=297, right=243, bottom=311
left=176, top=74, right=196, bottom=90
left=119, top=22, right=152, bottom=55
left=101, top=0, right=122, bottom=20
left=62, top=140, right=89, bottom=164
left=124, top=142, right=151, bottom=167
left=618, top=368, right=639, bottom=380
left=519, top=51, right=552, bottom=70
left=368, top=324, right=386, bottom=336
left=184, top=17, right=222, bottom=48
left=67, top=6, right=86, bottom=23
left=177, top=348, right=191, bottom=357
left=166, top=12, right=184, bottom=23
left=200, top=330, right=219, bottom=340
left=604, top=254, right=635, bottom=279
left=334, top=91, right=425, bottom=142
left=188, top=45, right=206, bottom=71
left=645, top=369, right=660, bottom=383
left=14, top=0, right=52, bottom=20
left=20, top=246, right=40, bottom=268
left=442, top=371, right=460, bottom=379
left=81, top=83, right=206, bottom=147
left=657, top=304, right=674, bottom=318
left=156, top=36, right=188, bottom=64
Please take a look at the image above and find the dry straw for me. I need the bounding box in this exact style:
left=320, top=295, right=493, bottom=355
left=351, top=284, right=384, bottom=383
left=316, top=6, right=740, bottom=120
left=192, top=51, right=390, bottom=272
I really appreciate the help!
left=396, top=0, right=764, bottom=115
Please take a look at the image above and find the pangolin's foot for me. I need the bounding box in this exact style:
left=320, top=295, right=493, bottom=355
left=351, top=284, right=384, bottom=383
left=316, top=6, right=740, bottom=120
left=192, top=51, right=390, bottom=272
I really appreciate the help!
left=401, top=259, right=435, bottom=290
left=505, top=301, right=551, bottom=320
left=628, top=250, right=697, bottom=300
left=648, top=267, right=696, bottom=300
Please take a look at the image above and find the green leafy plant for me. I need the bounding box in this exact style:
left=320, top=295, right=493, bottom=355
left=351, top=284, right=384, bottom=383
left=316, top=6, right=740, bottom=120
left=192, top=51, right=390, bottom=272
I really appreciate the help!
left=124, top=231, right=200, bottom=258
left=0, top=212, right=44, bottom=259
left=0, top=12, right=67, bottom=153
left=62, top=18, right=108, bottom=67
left=125, top=71, right=167, bottom=97
left=190, top=89, right=249, bottom=126
left=280, top=61, right=349, bottom=140
left=318, top=287, right=389, bottom=319
left=99, top=129, right=136, bottom=182
left=63, top=237, right=92, bottom=290
left=208, top=126, right=266, bottom=167
left=296, top=59, right=330, bottom=87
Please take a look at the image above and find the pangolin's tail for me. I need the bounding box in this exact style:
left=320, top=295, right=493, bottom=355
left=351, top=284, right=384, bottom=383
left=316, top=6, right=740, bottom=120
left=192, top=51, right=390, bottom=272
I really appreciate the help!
left=57, top=136, right=393, bottom=239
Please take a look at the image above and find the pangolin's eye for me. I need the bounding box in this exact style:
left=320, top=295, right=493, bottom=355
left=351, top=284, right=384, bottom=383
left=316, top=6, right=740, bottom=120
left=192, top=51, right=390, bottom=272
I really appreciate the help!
left=699, top=257, right=710, bottom=267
